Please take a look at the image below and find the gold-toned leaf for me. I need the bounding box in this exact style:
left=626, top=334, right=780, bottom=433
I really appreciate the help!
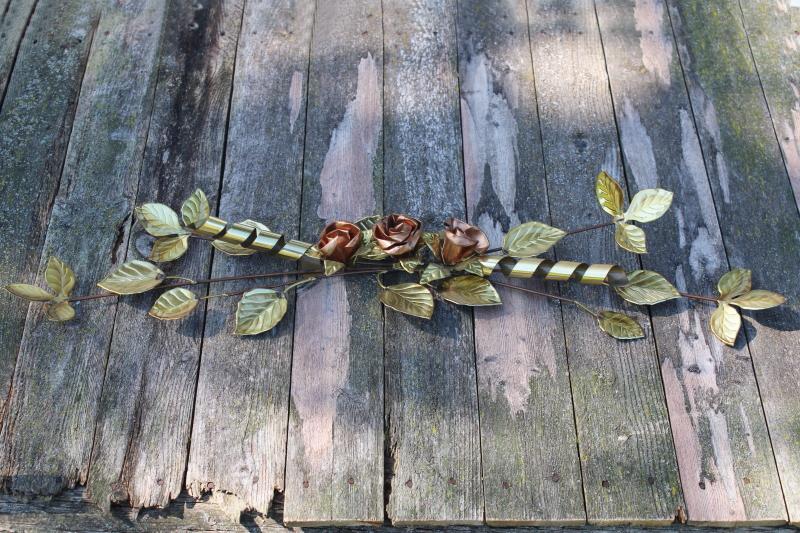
left=717, top=269, right=751, bottom=300
left=181, top=189, right=210, bottom=228
left=710, top=302, right=741, bottom=346
left=354, top=215, right=381, bottom=232
left=503, top=221, right=566, bottom=258
left=150, top=235, right=189, bottom=262
left=614, top=270, right=680, bottom=305
left=454, top=257, right=485, bottom=276
left=730, top=290, right=785, bottom=310
left=439, top=275, right=502, bottom=307
left=379, top=283, right=434, bottom=319
left=235, top=288, right=288, bottom=335
left=211, top=219, right=269, bottom=256
left=46, top=301, right=75, bottom=322
left=97, top=260, right=165, bottom=295
left=396, top=257, right=422, bottom=274
left=419, top=263, right=451, bottom=284
left=148, top=288, right=198, bottom=320
left=324, top=259, right=345, bottom=276
left=596, top=310, right=644, bottom=340
left=4, top=284, right=54, bottom=302
left=614, top=222, right=647, bottom=254
left=624, top=188, right=673, bottom=223
left=595, top=171, right=624, bottom=217
left=354, top=241, right=389, bottom=261
left=45, top=257, right=76, bottom=297
left=422, top=232, right=442, bottom=258
left=135, top=203, right=185, bottom=237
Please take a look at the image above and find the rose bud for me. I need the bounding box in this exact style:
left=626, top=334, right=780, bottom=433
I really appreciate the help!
left=317, top=221, right=361, bottom=263
left=373, top=214, right=423, bottom=256
left=440, top=217, right=489, bottom=265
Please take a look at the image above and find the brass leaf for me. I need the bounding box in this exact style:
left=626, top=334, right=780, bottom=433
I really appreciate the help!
left=324, top=259, right=345, bottom=276
left=5, top=284, right=54, bottom=302
left=614, top=270, right=680, bottom=305
left=235, top=288, right=288, bottom=335
left=46, top=301, right=75, bottom=322
left=439, top=275, right=502, bottom=307
left=212, top=219, right=269, bottom=256
left=135, top=203, right=185, bottom=237
left=419, top=263, right=451, bottom=284
left=624, top=188, right=673, bottom=223
left=379, top=283, right=434, bottom=319
left=97, top=260, right=165, bottom=295
left=454, top=257, right=485, bottom=276
left=422, top=232, right=442, bottom=258
left=45, top=257, right=76, bottom=297
left=730, top=290, right=785, bottom=310
left=354, top=242, right=389, bottom=261
left=149, top=288, right=198, bottom=320
left=503, top=221, right=566, bottom=258
left=595, top=171, right=624, bottom=217
left=717, top=269, right=751, bottom=300
left=150, top=235, right=189, bottom=262
left=354, top=214, right=381, bottom=232
left=596, top=310, right=644, bottom=340
left=710, top=302, right=741, bottom=346
left=396, top=257, right=422, bottom=274
left=614, top=222, right=647, bottom=254
left=181, top=189, right=210, bottom=228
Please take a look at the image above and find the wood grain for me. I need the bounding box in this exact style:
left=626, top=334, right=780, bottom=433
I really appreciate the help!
left=0, top=0, right=36, bottom=101
left=596, top=0, right=786, bottom=525
left=0, top=0, right=166, bottom=497
left=526, top=0, right=683, bottom=524
left=738, top=0, right=800, bottom=209
left=283, top=0, right=384, bottom=526
left=456, top=0, right=584, bottom=525
left=85, top=0, right=243, bottom=511
left=185, top=0, right=313, bottom=518
left=668, top=0, right=800, bottom=524
left=383, top=0, right=482, bottom=525
left=0, top=0, right=97, bottom=406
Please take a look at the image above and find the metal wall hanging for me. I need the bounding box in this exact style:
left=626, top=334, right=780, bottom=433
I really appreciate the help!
left=5, top=171, right=784, bottom=346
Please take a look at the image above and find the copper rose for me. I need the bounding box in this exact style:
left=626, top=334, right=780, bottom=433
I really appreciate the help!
left=373, top=214, right=423, bottom=256
left=440, top=217, right=489, bottom=265
left=317, top=221, right=361, bottom=263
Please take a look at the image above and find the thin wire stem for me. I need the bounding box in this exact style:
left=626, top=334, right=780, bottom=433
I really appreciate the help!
left=483, top=220, right=617, bottom=254
left=491, top=279, right=596, bottom=316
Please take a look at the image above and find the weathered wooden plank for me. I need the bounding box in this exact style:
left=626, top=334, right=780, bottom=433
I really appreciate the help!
left=284, top=0, right=383, bottom=526
left=738, top=0, right=800, bottom=208
left=668, top=0, right=800, bottom=524
left=595, top=0, right=787, bottom=525
left=185, top=0, right=313, bottom=518
left=0, top=0, right=166, bottom=496
left=85, top=0, right=243, bottom=511
left=0, top=0, right=36, bottom=101
left=526, top=0, right=683, bottom=524
left=456, top=0, right=584, bottom=525
left=383, top=0, right=482, bottom=525
left=0, top=0, right=97, bottom=403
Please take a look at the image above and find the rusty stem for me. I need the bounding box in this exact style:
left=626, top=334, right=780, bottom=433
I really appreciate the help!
left=66, top=267, right=388, bottom=303
left=484, top=220, right=616, bottom=254
left=678, top=291, right=718, bottom=303
left=491, top=279, right=596, bottom=316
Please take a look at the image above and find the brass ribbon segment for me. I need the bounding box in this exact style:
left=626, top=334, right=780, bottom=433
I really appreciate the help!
left=194, top=216, right=312, bottom=261
left=478, top=255, right=628, bottom=286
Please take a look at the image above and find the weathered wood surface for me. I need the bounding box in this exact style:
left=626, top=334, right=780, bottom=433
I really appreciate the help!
left=668, top=0, right=800, bottom=524
left=5, top=489, right=800, bottom=533
left=86, top=0, right=243, bottom=511
left=738, top=0, right=800, bottom=208
left=0, top=0, right=35, bottom=101
left=0, top=0, right=166, bottom=496
left=595, top=0, right=786, bottom=525
left=526, top=0, right=684, bottom=524
left=456, top=0, right=584, bottom=525
left=185, top=0, right=313, bottom=519
left=284, top=0, right=384, bottom=525
left=0, top=0, right=97, bottom=401
left=383, top=0, right=482, bottom=524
